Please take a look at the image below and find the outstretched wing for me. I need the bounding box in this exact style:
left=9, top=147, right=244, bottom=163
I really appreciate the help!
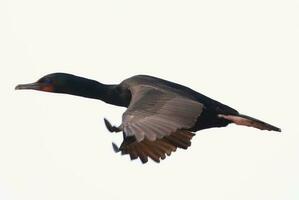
left=119, top=85, right=203, bottom=163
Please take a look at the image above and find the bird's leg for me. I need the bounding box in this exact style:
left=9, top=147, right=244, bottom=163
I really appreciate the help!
left=104, top=118, right=123, bottom=153
left=104, top=118, right=122, bottom=133
left=112, top=142, right=120, bottom=153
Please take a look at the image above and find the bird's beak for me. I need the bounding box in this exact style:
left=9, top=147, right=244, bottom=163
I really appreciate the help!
left=15, top=82, right=41, bottom=90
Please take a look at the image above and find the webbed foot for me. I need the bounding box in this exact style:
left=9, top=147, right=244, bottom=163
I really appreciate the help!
left=104, top=118, right=121, bottom=133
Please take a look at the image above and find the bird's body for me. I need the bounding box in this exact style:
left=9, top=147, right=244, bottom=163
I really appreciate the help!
left=16, top=73, right=281, bottom=163
left=118, top=75, right=234, bottom=133
left=121, top=75, right=238, bottom=130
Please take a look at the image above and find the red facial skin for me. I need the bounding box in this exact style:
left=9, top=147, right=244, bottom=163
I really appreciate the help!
left=41, top=84, right=54, bottom=92
left=15, top=82, right=54, bottom=92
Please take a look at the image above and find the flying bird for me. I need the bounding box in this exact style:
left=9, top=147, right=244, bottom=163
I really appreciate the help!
left=15, top=73, right=281, bottom=163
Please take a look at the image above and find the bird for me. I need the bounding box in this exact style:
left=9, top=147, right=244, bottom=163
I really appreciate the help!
left=15, top=73, right=281, bottom=163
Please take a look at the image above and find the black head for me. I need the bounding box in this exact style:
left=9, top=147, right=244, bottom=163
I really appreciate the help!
left=15, top=73, right=130, bottom=105
left=15, top=73, right=82, bottom=93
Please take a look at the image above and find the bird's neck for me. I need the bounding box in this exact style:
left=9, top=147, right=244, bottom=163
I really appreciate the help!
left=94, top=83, right=131, bottom=107
left=63, top=77, right=131, bottom=107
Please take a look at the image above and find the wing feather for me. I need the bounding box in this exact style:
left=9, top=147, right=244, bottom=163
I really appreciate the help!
left=119, top=130, right=195, bottom=163
left=122, top=85, right=203, bottom=142
left=117, top=85, right=201, bottom=163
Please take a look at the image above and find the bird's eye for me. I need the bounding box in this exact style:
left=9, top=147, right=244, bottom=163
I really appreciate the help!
left=44, top=78, right=52, bottom=84
left=39, top=78, right=52, bottom=84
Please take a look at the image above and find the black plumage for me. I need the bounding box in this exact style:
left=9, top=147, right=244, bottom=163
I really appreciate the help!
left=15, top=73, right=281, bottom=163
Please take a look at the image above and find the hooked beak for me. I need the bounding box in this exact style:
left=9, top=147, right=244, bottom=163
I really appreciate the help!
left=15, top=82, right=41, bottom=90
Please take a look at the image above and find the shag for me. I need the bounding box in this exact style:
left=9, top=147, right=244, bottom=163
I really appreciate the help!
left=16, top=73, right=281, bottom=163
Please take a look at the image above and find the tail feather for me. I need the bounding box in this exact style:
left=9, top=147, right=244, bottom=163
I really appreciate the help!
left=218, top=114, right=281, bottom=132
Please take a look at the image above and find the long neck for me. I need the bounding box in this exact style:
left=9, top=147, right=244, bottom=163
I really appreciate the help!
left=62, top=77, right=131, bottom=107
left=94, top=82, right=131, bottom=107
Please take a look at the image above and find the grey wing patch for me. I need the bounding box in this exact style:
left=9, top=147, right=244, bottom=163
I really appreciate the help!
left=122, top=85, right=203, bottom=142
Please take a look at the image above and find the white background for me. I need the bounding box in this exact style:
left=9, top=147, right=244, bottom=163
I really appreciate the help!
left=0, top=0, right=298, bottom=200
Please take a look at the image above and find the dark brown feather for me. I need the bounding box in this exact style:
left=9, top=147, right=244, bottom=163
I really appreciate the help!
left=134, top=145, right=148, bottom=163
left=128, top=146, right=138, bottom=160
left=118, top=130, right=195, bottom=163
left=152, top=140, right=173, bottom=156
left=143, top=140, right=166, bottom=160
left=164, top=135, right=189, bottom=149
left=139, top=142, right=160, bottom=163
left=171, top=132, right=191, bottom=146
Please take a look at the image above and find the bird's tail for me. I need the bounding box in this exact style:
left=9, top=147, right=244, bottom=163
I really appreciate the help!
left=218, top=114, right=281, bottom=132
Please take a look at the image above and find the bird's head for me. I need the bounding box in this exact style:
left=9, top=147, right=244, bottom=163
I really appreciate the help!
left=15, top=73, right=79, bottom=94
left=15, top=72, right=125, bottom=104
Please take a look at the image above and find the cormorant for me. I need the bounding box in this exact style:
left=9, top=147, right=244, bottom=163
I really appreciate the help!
left=15, top=73, right=281, bottom=163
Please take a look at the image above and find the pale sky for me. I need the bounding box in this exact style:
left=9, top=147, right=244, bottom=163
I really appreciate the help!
left=0, top=0, right=298, bottom=200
